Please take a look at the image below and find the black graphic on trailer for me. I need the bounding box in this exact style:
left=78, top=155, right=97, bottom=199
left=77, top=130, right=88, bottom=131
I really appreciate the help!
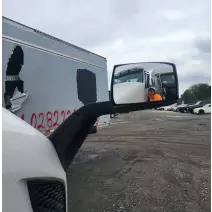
left=4, top=45, right=29, bottom=112
left=77, top=69, right=97, bottom=105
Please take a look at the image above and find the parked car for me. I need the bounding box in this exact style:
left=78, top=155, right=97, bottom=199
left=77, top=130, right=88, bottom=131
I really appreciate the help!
left=156, top=106, right=169, bottom=111
left=171, top=105, right=178, bottom=111
left=172, top=104, right=186, bottom=112
left=176, top=104, right=187, bottom=112
left=170, top=103, right=178, bottom=111
left=168, top=103, right=177, bottom=111
left=178, top=103, right=195, bottom=113
left=188, top=100, right=211, bottom=114
left=156, top=103, right=176, bottom=111
left=193, top=104, right=211, bottom=114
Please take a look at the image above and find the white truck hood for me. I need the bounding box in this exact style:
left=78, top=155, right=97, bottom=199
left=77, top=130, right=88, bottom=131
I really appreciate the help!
left=113, top=82, right=147, bottom=104
left=2, top=108, right=67, bottom=212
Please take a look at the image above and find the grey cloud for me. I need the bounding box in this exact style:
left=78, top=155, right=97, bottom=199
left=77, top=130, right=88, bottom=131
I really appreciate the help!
left=179, top=72, right=211, bottom=94
left=3, top=0, right=211, bottom=94
left=4, top=0, right=209, bottom=48
left=195, top=38, right=211, bottom=54
left=179, top=72, right=211, bottom=85
left=3, top=0, right=210, bottom=51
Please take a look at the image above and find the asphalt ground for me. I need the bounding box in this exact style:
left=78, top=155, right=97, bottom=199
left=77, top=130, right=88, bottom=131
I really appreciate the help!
left=67, top=110, right=211, bottom=212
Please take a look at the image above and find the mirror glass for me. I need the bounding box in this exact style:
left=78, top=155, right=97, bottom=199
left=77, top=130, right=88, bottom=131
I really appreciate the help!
left=112, top=62, right=178, bottom=105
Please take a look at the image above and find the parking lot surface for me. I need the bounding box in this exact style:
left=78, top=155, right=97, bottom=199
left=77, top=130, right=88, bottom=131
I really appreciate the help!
left=67, top=110, right=211, bottom=212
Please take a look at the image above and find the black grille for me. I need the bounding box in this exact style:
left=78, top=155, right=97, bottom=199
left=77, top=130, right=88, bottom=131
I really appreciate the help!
left=27, top=180, right=66, bottom=212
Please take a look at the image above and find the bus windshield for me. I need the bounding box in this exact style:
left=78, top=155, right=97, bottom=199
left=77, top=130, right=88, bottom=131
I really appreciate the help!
left=114, top=69, right=143, bottom=85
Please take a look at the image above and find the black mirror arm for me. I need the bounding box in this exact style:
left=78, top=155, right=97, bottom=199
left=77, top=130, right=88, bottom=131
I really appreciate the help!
left=48, top=101, right=114, bottom=171
left=49, top=113, right=97, bottom=171
left=48, top=100, right=177, bottom=171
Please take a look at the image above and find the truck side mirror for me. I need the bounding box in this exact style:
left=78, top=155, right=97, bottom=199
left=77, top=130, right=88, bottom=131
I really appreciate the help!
left=110, top=62, right=179, bottom=105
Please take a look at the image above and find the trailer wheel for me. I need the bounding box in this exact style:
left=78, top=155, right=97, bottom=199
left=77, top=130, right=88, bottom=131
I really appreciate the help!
left=198, top=109, right=205, bottom=115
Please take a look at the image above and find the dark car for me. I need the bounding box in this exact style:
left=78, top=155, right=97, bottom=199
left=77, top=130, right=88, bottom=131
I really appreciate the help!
left=178, top=103, right=195, bottom=113
left=188, top=100, right=211, bottom=113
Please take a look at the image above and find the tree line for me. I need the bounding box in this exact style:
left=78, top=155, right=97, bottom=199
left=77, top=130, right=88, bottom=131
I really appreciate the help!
left=180, top=83, right=211, bottom=104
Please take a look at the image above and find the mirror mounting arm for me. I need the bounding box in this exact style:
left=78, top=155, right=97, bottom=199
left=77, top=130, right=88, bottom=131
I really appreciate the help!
left=48, top=101, right=114, bottom=171
left=49, top=113, right=97, bottom=171
left=48, top=100, right=177, bottom=171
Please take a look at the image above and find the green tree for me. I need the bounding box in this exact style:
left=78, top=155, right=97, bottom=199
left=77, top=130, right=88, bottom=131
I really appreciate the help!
left=181, top=83, right=211, bottom=103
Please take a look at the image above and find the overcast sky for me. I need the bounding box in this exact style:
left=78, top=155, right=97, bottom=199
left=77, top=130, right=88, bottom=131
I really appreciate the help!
left=3, top=0, right=211, bottom=94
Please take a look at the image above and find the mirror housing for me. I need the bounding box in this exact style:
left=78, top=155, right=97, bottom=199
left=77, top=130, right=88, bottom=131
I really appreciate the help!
left=111, top=62, right=179, bottom=106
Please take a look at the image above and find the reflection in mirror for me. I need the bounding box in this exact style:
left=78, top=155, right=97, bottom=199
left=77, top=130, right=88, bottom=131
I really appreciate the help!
left=112, top=62, right=178, bottom=105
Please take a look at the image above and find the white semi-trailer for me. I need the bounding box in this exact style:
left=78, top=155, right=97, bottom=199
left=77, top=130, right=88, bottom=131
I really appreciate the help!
left=2, top=17, right=110, bottom=135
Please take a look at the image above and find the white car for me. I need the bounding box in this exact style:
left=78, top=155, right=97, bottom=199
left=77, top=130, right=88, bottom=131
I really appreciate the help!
left=172, top=104, right=185, bottom=112
left=157, top=106, right=169, bottom=110
left=193, top=104, right=211, bottom=114
left=169, top=103, right=178, bottom=111
left=156, top=103, right=176, bottom=111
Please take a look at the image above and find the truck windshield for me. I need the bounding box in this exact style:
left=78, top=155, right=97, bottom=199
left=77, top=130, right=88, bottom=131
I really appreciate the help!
left=114, top=69, right=143, bottom=84
left=160, top=73, right=175, bottom=83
